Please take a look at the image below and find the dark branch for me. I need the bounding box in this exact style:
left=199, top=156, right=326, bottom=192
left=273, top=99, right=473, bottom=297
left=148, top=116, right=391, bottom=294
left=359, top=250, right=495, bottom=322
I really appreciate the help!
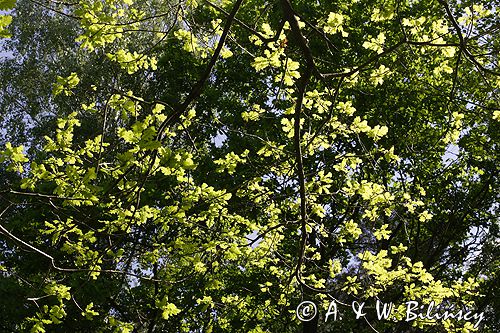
left=156, top=0, right=245, bottom=139
left=280, top=0, right=323, bottom=79
left=438, top=0, right=500, bottom=77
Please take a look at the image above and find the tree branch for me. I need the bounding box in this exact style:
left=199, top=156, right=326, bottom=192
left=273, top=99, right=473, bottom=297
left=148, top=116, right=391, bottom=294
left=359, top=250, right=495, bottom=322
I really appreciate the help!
left=292, top=66, right=312, bottom=283
left=280, top=0, right=323, bottom=79
left=438, top=0, right=500, bottom=77
left=156, top=0, right=245, bottom=139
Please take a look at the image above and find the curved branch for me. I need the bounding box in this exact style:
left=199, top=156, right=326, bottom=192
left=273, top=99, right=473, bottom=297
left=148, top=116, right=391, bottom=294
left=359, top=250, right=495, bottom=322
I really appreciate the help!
left=438, top=0, right=500, bottom=77
left=280, top=0, right=323, bottom=79
left=156, top=0, right=245, bottom=139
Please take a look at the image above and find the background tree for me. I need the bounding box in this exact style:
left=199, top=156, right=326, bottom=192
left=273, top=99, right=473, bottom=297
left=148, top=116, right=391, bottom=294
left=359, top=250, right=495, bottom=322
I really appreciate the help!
left=0, top=0, right=498, bottom=332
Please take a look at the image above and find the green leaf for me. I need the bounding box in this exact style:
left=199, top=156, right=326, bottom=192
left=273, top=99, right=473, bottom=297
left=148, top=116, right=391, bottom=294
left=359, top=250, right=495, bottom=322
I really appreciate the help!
left=0, top=0, right=15, bottom=11
left=161, top=303, right=181, bottom=320
left=0, top=15, right=12, bottom=38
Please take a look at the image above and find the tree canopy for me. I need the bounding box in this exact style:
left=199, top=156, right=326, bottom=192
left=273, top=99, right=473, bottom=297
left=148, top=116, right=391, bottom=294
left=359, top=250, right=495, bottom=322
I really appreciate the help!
left=0, top=0, right=499, bottom=332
